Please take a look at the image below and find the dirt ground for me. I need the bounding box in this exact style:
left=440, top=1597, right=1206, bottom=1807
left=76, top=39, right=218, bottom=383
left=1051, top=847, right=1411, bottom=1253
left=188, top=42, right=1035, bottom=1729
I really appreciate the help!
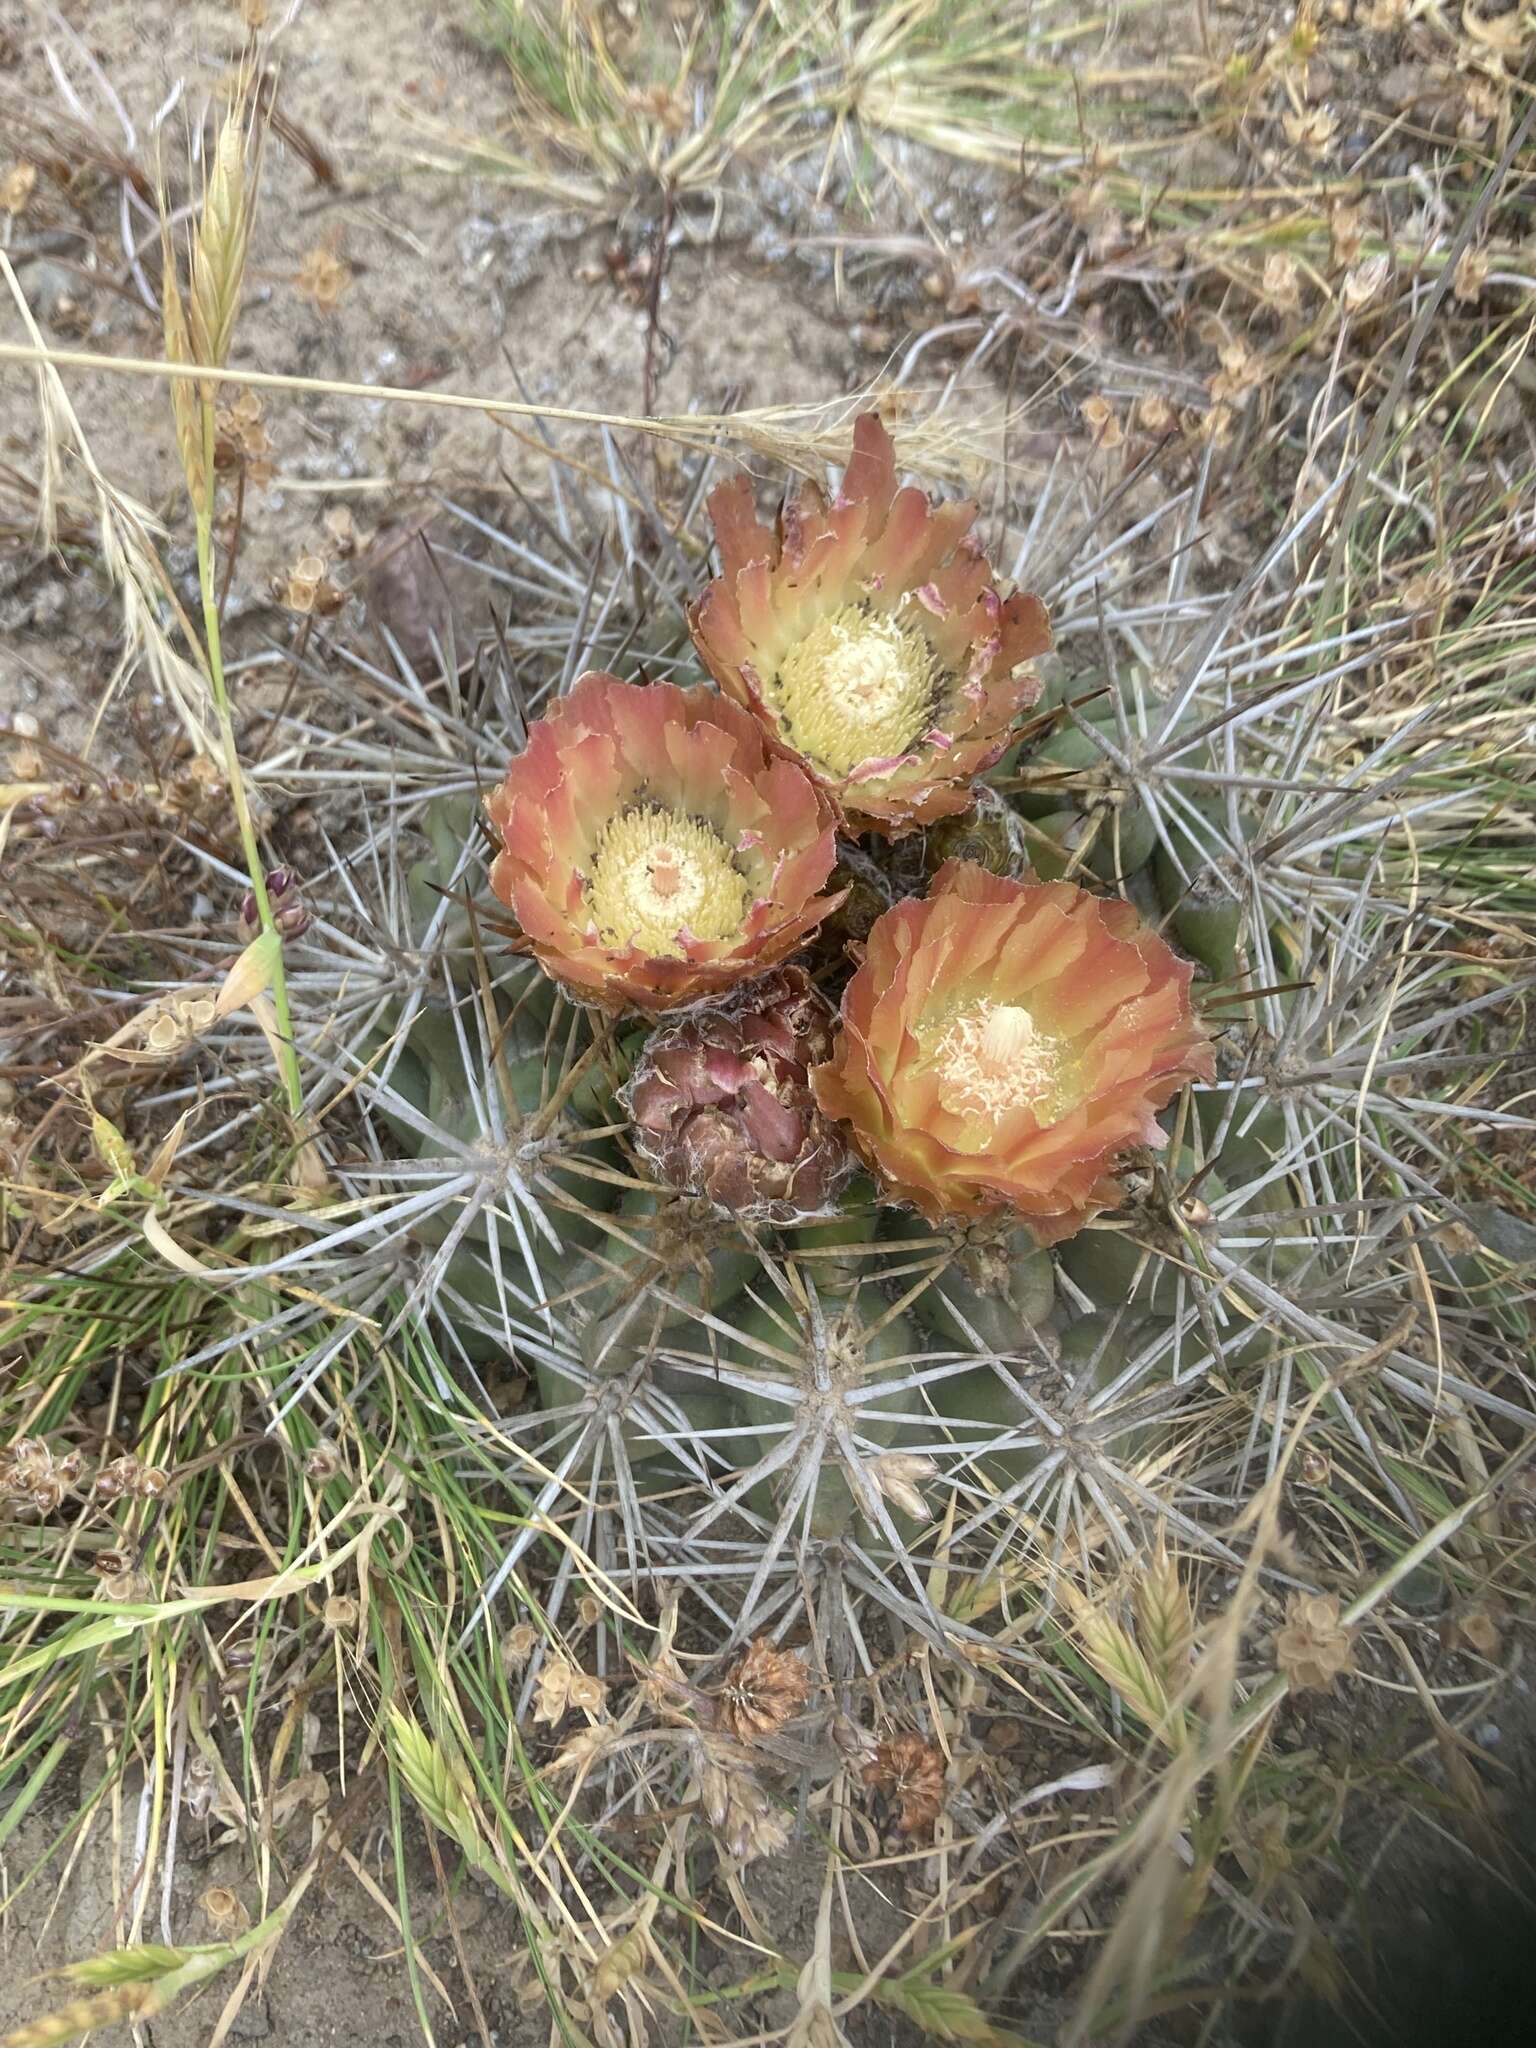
left=0, top=0, right=875, bottom=753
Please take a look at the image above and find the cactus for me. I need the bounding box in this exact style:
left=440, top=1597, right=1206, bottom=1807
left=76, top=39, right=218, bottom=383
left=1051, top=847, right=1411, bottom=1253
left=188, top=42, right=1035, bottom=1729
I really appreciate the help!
left=266, top=403, right=1516, bottom=1692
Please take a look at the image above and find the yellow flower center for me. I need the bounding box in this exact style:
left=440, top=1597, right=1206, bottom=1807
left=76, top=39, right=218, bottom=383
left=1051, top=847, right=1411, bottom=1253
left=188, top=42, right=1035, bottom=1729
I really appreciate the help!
left=771, top=603, right=937, bottom=776
left=585, top=805, right=750, bottom=956
left=931, top=1002, right=1062, bottom=1124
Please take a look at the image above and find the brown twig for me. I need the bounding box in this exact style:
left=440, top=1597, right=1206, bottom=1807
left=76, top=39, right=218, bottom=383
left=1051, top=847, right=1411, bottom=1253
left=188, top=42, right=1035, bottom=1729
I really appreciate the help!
left=641, top=182, right=677, bottom=435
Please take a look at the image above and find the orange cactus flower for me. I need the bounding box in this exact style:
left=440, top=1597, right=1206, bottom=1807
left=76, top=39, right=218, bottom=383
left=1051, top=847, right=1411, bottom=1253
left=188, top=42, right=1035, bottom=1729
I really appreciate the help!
left=485, top=672, right=841, bottom=1012
left=811, top=861, right=1215, bottom=1242
left=689, top=413, right=1051, bottom=835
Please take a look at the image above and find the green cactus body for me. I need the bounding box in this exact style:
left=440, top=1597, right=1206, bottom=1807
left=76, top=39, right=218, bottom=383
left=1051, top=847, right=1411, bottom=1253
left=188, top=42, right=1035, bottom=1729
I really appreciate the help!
left=1059, top=1309, right=1176, bottom=1464
left=1060, top=1221, right=1167, bottom=1312
left=1017, top=807, right=1081, bottom=881
left=543, top=1306, right=738, bottom=1471
left=567, top=1189, right=757, bottom=1400
left=1010, top=716, right=1154, bottom=884
left=900, top=1217, right=1056, bottom=1355
left=911, top=1355, right=1055, bottom=1486
left=1084, top=795, right=1155, bottom=884
left=725, top=1301, right=924, bottom=1538
left=1013, top=719, right=1119, bottom=819
left=1170, top=886, right=1245, bottom=981
left=786, top=1185, right=883, bottom=1298
left=533, top=1194, right=755, bottom=1465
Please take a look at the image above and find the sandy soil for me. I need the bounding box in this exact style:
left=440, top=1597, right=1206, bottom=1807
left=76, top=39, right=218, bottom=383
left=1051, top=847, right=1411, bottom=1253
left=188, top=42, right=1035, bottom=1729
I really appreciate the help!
left=0, top=0, right=873, bottom=757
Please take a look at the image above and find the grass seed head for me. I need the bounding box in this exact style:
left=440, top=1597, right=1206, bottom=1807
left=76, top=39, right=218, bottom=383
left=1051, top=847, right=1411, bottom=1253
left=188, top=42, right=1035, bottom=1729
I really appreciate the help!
left=694, top=1749, right=789, bottom=1864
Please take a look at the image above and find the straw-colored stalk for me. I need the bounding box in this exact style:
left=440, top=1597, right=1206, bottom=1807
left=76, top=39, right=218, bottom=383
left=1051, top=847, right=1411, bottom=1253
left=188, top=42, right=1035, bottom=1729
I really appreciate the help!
left=160, top=93, right=301, bottom=1117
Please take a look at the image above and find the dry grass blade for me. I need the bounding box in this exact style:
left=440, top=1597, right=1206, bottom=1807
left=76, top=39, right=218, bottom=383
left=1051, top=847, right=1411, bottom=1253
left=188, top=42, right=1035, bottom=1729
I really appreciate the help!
left=0, top=336, right=992, bottom=482
left=0, top=254, right=216, bottom=755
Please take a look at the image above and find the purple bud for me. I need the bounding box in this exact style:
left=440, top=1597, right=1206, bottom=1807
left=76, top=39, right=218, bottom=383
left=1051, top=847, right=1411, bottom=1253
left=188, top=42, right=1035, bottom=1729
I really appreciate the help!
left=237, top=868, right=310, bottom=943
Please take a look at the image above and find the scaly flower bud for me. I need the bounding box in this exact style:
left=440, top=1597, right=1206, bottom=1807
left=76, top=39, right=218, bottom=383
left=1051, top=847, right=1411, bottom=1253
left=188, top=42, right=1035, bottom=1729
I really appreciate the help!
left=623, top=967, right=855, bottom=1222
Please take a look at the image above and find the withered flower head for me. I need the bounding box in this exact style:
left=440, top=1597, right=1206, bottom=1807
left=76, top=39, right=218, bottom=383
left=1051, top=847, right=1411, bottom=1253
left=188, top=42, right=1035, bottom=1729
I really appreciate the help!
left=863, top=1733, right=945, bottom=1834
left=714, top=1637, right=811, bottom=1740
left=1274, top=1592, right=1353, bottom=1693
left=622, top=967, right=855, bottom=1222
left=812, top=861, right=1215, bottom=1243
left=1, top=1436, right=81, bottom=1514
left=690, top=413, right=1051, bottom=835
left=239, top=867, right=310, bottom=943
left=486, top=672, right=841, bottom=1011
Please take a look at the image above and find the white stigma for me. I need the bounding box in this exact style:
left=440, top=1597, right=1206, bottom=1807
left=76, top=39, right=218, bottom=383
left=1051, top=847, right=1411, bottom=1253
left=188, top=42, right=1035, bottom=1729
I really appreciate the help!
left=932, top=1002, right=1061, bottom=1124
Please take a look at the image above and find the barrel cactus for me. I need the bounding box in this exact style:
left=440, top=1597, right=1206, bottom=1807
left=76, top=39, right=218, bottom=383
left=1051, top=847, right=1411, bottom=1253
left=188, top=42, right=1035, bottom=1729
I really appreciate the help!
left=328, top=411, right=1369, bottom=1659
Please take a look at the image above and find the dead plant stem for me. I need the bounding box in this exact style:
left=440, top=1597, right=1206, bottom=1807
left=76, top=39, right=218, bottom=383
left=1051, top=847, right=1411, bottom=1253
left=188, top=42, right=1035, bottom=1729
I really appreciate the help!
left=194, top=398, right=301, bottom=1117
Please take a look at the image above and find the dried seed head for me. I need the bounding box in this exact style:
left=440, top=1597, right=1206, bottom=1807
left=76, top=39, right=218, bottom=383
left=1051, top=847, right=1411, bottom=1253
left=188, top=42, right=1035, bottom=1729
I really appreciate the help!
left=199, top=1884, right=251, bottom=1937
left=695, top=1752, right=789, bottom=1864
left=1342, top=253, right=1390, bottom=313
left=1, top=1437, right=48, bottom=1486
left=1274, top=1592, right=1353, bottom=1692
left=1453, top=246, right=1489, bottom=306
left=866, top=1452, right=938, bottom=1523
left=1262, top=250, right=1302, bottom=315
left=1080, top=394, right=1123, bottom=450
left=533, top=1660, right=571, bottom=1724
left=568, top=1670, right=605, bottom=1715
left=533, top=1656, right=606, bottom=1722
left=1441, top=1602, right=1504, bottom=1659
left=304, top=1441, right=340, bottom=1483
left=101, top=1569, right=154, bottom=1603
left=94, top=1454, right=140, bottom=1501
left=863, top=1733, right=945, bottom=1833
left=500, top=1622, right=539, bottom=1669
left=714, top=1638, right=810, bottom=1740
left=1, top=162, right=37, bottom=216
left=294, top=245, right=350, bottom=313
left=184, top=1753, right=216, bottom=1819
left=1, top=1436, right=81, bottom=1513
